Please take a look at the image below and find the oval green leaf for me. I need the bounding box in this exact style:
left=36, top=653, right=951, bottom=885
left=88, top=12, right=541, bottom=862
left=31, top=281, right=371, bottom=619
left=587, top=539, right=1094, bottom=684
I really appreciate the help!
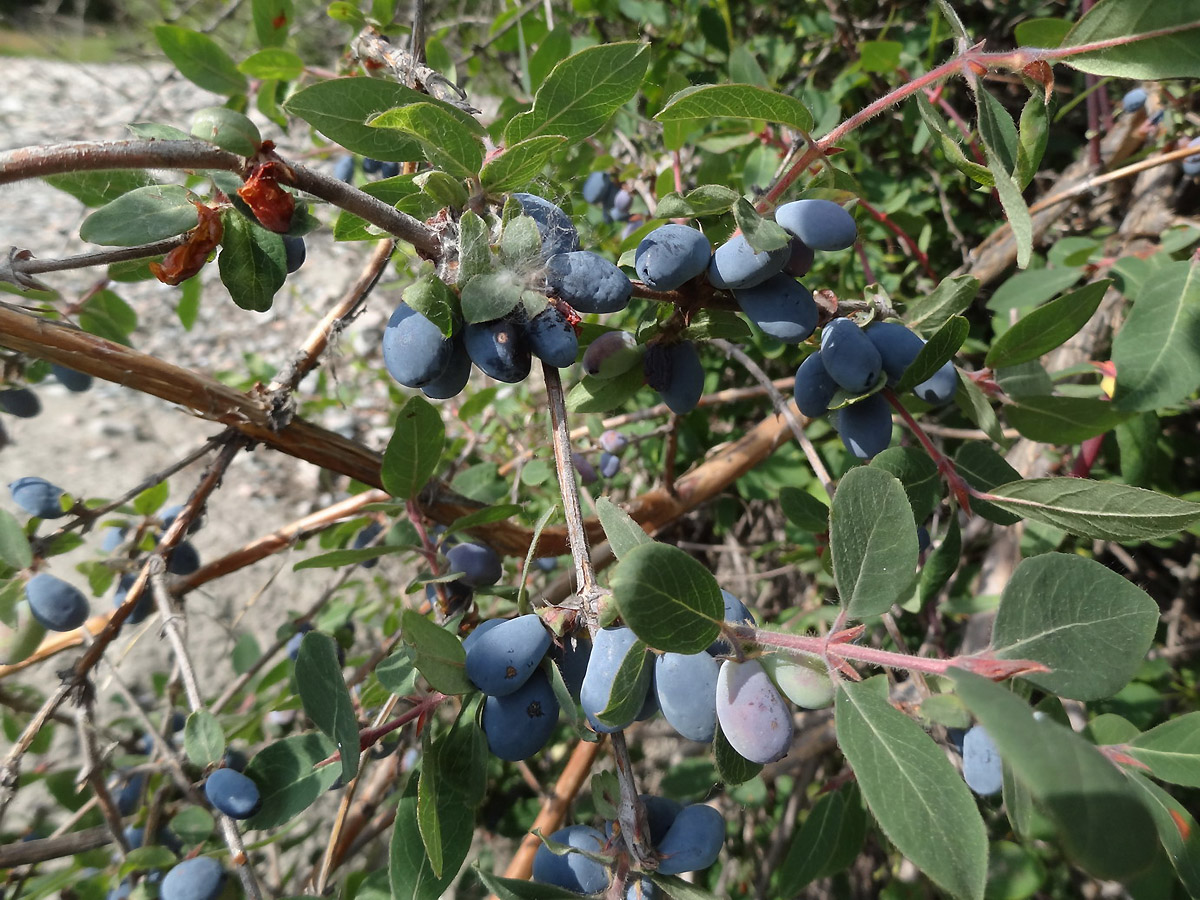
left=296, top=631, right=359, bottom=782
left=609, top=542, right=722, bottom=654
left=79, top=185, right=197, bottom=247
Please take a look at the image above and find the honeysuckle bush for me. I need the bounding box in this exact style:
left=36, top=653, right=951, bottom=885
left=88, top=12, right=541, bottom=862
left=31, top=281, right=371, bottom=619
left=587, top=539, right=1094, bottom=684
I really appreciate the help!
left=1, top=1, right=1200, bottom=898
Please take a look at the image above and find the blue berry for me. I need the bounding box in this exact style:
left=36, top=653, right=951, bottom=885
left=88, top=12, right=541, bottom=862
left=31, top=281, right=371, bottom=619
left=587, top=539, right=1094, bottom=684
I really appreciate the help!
left=582, top=330, right=641, bottom=379
left=655, top=652, right=719, bottom=742
left=581, top=626, right=650, bottom=732
left=513, top=193, right=580, bottom=258
left=715, top=659, right=792, bottom=764
left=524, top=305, right=579, bottom=368
left=332, top=154, right=356, bottom=183
left=52, top=364, right=93, bottom=392
left=793, top=351, right=838, bottom=419
left=382, top=303, right=454, bottom=389
left=833, top=393, right=893, bottom=459
left=481, top=668, right=560, bottom=760
left=204, top=767, right=262, bottom=819
left=707, top=233, right=789, bottom=290
left=421, top=335, right=472, bottom=400
left=8, top=476, right=66, bottom=519
left=1183, top=137, right=1200, bottom=176
left=775, top=199, right=857, bottom=251
left=962, top=724, right=1003, bottom=796
left=656, top=803, right=725, bottom=875
left=465, top=614, right=550, bottom=696
left=644, top=341, right=704, bottom=415
left=707, top=590, right=756, bottom=656
left=582, top=171, right=614, bottom=205
left=283, top=235, right=306, bottom=274
left=1121, top=88, right=1147, bottom=113
left=445, top=542, right=502, bottom=587
left=634, top=224, right=711, bottom=290
left=599, top=452, right=621, bottom=479
left=546, top=251, right=633, bottom=314
left=532, top=825, right=609, bottom=893
left=160, top=857, right=226, bottom=900
left=0, top=388, right=40, bottom=418
left=819, top=318, right=882, bottom=393
left=733, top=273, right=818, bottom=343
left=25, top=573, right=89, bottom=632
left=463, top=319, right=531, bottom=383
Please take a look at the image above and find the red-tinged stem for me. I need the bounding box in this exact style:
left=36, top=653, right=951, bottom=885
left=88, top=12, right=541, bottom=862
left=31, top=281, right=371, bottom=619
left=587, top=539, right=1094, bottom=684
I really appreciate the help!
left=759, top=22, right=1200, bottom=210
left=736, top=625, right=1047, bottom=680
left=315, top=693, right=446, bottom=768
left=671, top=150, right=684, bottom=194
left=1070, top=433, right=1105, bottom=478
left=855, top=242, right=876, bottom=286
left=856, top=199, right=938, bottom=280
left=883, top=389, right=972, bottom=514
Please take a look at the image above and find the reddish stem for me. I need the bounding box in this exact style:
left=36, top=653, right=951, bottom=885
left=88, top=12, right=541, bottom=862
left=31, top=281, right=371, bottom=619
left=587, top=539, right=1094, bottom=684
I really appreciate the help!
left=315, top=693, right=446, bottom=768
left=855, top=199, right=939, bottom=280
left=883, top=389, right=972, bottom=514
left=1070, top=434, right=1105, bottom=478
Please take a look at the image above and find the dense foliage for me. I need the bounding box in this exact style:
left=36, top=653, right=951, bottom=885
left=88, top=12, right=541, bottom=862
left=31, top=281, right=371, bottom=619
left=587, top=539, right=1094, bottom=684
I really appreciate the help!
left=2, top=1, right=1200, bottom=898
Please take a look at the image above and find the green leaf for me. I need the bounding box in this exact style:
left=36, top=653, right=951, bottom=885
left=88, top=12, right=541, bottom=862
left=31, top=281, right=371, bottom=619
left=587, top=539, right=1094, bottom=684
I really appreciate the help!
left=731, top=198, right=791, bottom=253
left=332, top=176, right=438, bottom=241
left=1006, top=396, right=1130, bottom=443
left=976, top=90, right=1019, bottom=177
left=776, top=785, right=867, bottom=895
left=120, top=845, right=177, bottom=876
left=984, top=140, right=1033, bottom=269
left=505, top=42, right=650, bottom=144
left=154, top=25, right=248, bottom=96
left=238, top=48, right=303, bottom=81
left=565, top=366, right=645, bottom=414
left=950, top=669, right=1158, bottom=881
left=295, top=632, right=359, bottom=783
left=918, top=517, right=961, bottom=606
left=79, top=289, right=138, bottom=346
left=390, top=779, right=473, bottom=900
left=244, top=732, right=340, bottom=829
left=914, top=94, right=994, bottom=187
left=403, top=274, right=459, bottom=338
left=370, top=102, right=485, bottom=179
left=132, top=481, right=169, bottom=515
left=473, top=870, right=583, bottom=900
left=429, top=712, right=489, bottom=806
left=1014, top=17, right=1072, bottom=47
left=593, top=634, right=651, bottom=727
left=169, top=805, right=214, bottom=844
left=1124, top=772, right=1200, bottom=895
left=654, top=185, right=741, bottom=219
left=400, top=609, right=473, bottom=695
left=893, top=315, right=966, bottom=394
left=293, top=546, right=402, bottom=570
left=0, top=510, right=32, bottom=571
left=417, top=764, right=443, bottom=877
left=609, top=542, right=723, bottom=654
left=456, top=211, right=493, bottom=284
left=829, top=467, right=918, bottom=619
left=986, top=279, right=1109, bottom=368
left=982, top=478, right=1200, bottom=542
left=79, top=185, right=197, bottom=247
left=1112, top=258, right=1200, bottom=412
left=905, top=274, right=980, bottom=337
left=481, top=136, right=568, bottom=193
left=183, top=710, right=226, bottom=768
left=836, top=678, right=987, bottom=900
left=43, top=170, right=158, bottom=208
left=953, top=444, right=1022, bottom=525
left=870, top=447, right=941, bottom=523
left=594, top=497, right=652, bottom=560
left=656, top=83, right=813, bottom=133
left=987, top=266, right=1083, bottom=314
left=191, top=107, right=262, bottom=156
left=127, top=122, right=193, bottom=141
left=1127, top=713, right=1200, bottom=787
left=779, top=487, right=828, bottom=533
left=1060, top=0, right=1200, bottom=79
left=381, top=396, right=445, bottom=501
left=991, top=553, right=1159, bottom=700
left=713, top=722, right=762, bottom=785
left=376, top=648, right=418, bottom=696
left=682, top=308, right=753, bottom=343
left=460, top=271, right=525, bottom=324
left=217, top=210, right=286, bottom=312
left=252, top=0, right=292, bottom=47
left=1015, top=95, right=1050, bottom=190
left=284, top=78, right=478, bottom=162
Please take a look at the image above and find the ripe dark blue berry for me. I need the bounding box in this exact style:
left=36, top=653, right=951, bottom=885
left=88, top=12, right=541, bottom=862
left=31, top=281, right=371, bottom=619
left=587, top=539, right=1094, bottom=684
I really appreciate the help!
left=546, top=250, right=632, bottom=314
left=463, top=319, right=531, bottom=383
left=962, top=724, right=1003, bottom=796
left=361, top=157, right=383, bottom=174
left=793, top=351, right=838, bottom=419
left=513, top=193, right=580, bottom=258
left=382, top=303, right=454, bottom=388
left=421, top=335, right=472, bottom=400
left=332, top=154, right=356, bottom=183
left=819, top=318, right=882, bottom=393
left=113, top=573, right=152, bottom=625
left=644, top=340, right=704, bottom=415
left=52, top=364, right=93, bottom=392
left=775, top=199, right=857, bottom=251
left=784, top=237, right=815, bottom=277
left=283, top=235, right=306, bottom=274
left=166, top=541, right=200, bottom=576
left=582, top=171, right=614, bottom=205
left=465, top=614, right=550, bottom=696
left=733, top=273, right=818, bottom=344
left=655, top=652, right=719, bottom=742
left=833, top=392, right=893, bottom=459
left=532, top=825, right=609, bottom=893
left=379, top=161, right=401, bottom=178
left=204, top=767, right=262, bottom=819
left=445, top=542, right=502, bottom=587
left=8, top=476, right=66, bottom=519
left=598, top=452, right=620, bottom=479
left=707, top=234, right=790, bottom=290
left=581, top=626, right=649, bottom=732
left=524, top=305, right=579, bottom=368
left=1122, top=88, right=1147, bottom=113
left=0, top=388, right=41, bottom=418
left=481, top=667, right=560, bottom=760
left=634, top=224, right=711, bottom=290
left=25, top=573, right=89, bottom=632
left=656, top=803, right=725, bottom=875
left=160, top=857, right=226, bottom=900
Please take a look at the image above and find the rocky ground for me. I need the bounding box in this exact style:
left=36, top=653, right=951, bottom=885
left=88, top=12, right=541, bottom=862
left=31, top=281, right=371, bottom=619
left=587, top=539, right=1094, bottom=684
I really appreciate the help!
left=1, top=56, right=415, bottom=836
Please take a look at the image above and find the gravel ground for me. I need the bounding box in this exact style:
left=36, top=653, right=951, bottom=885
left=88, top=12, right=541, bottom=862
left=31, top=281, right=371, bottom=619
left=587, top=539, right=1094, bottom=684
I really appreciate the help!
left=1, top=57, right=414, bottom=836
